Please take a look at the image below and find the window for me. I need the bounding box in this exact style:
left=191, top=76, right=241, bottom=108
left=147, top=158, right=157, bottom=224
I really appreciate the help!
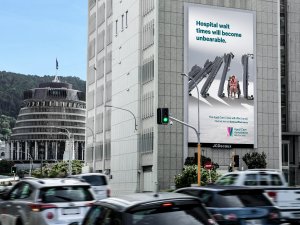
left=40, top=186, right=94, bottom=203
left=115, top=20, right=118, bottom=36
left=244, top=174, right=258, bottom=186
left=121, top=14, right=124, bottom=31
left=125, top=11, right=128, bottom=28
left=215, top=174, right=238, bottom=185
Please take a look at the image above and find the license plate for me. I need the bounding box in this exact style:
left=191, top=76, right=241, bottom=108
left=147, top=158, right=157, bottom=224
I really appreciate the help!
left=245, top=219, right=263, bottom=225
left=62, top=208, right=80, bottom=215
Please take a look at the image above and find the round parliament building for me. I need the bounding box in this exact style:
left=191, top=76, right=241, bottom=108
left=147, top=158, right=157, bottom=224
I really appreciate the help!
left=7, top=77, right=86, bottom=164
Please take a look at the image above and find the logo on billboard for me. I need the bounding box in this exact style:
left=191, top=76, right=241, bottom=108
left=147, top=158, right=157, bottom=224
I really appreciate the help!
left=227, top=127, right=234, bottom=136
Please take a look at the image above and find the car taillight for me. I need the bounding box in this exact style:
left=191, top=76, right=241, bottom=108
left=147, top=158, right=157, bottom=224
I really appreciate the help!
left=269, top=212, right=279, bottom=220
left=46, top=212, right=54, bottom=220
left=29, top=203, right=57, bottom=212
left=85, top=201, right=95, bottom=207
left=224, top=213, right=237, bottom=221
left=267, top=191, right=277, bottom=202
left=107, top=188, right=111, bottom=197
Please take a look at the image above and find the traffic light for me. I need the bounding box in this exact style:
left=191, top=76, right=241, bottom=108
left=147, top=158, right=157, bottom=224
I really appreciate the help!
left=233, top=155, right=239, bottom=167
left=11, top=166, right=17, bottom=174
left=157, top=108, right=169, bottom=125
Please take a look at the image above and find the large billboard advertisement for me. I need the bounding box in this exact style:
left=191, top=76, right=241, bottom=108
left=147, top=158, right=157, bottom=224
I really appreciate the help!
left=184, top=4, right=256, bottom=147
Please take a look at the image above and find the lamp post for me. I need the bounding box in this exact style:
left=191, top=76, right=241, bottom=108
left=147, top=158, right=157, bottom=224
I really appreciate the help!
left=181, top=73, right=202, bottom=186
left=52, top=126, right=73, bottom=175
left=85, top=126, right=96, bottom=172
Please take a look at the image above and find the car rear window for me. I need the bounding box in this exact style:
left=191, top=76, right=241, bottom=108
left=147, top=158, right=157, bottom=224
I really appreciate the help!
left=210, top=190, right=272, bottom=208
left=81, top=175, right=107, bottom=186
left=127, top=203, right=214, bottom=225
left=215, top=174, right=238, bottom=185
left=39, top=186, right=94, bottom=203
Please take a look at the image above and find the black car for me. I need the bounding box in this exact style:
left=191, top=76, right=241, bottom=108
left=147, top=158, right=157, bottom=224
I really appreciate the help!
left=70, top=192, right=218, bottom=225
left=175, top=186, right=281, bottom=225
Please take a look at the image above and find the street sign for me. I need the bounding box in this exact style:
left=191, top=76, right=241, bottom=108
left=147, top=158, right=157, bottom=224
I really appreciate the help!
left=204, top=162, right=213, bottom=170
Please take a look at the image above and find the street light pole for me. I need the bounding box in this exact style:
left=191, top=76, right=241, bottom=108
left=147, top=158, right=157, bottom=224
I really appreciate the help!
left=181, top=73, right=201, bottom=186
left=86, top=126, right=96, bottom=172
left=52, top=126, right=72, bottom=175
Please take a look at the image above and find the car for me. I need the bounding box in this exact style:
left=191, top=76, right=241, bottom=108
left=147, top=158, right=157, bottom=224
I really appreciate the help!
left=0, top=177, right=96, bottom=225
left=69, top=192, right=218, bottom=225
left=175, top=186, right=281, bottom=225
left=70, top=173, right=110, bottom=200
left=215, top=169, right=300, bottom=224
left=214, top=169, right=288, bottom=187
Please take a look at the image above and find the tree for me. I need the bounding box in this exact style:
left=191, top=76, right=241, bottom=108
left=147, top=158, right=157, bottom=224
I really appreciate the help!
left=174, top=165, right=221, bottom=189
left=242, top=152, right=267, bottom=169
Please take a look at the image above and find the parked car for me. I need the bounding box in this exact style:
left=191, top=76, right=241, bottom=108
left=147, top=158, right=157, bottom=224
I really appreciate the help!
left=69, top=192, right=218, bottom=225
left=215, top=169, right=300, bottom=224
left=215, top=169, right=288, bottom=187
left=70, top=173, right=110, bottom=200
left=175, top=186, right=281, bottom=225
left=0, top=177, right=96, bottom=225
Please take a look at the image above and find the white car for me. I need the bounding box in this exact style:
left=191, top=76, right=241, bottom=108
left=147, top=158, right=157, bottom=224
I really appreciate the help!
left=215, top=169, right=288, bottom=187
left=0, top=178, right=95, bottom=225
left=71, top=173, right=111, bottom=200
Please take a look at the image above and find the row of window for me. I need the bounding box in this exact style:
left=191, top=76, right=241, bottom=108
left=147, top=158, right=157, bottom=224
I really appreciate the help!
left=16, top=120, right=85, bottom=128
left=142, top=0, right=154, bottom=16
left=20, top=107, right=85, bottom=115
left=115, top=11, right=129, bottom=36
left=141, top=55, right=154, bottom=84
left=142, top=20, right=155, bottom=50
left=140, top=127, right=154, bottom=153
left=10, top=134, right=85, bottom=141
left=12, top=127, right=85, bottom=135
left=141, top=91, right=154, bottom=120
left=17, top=114, right=85, bottom=121
left=24, top=101, right=86, bottom=109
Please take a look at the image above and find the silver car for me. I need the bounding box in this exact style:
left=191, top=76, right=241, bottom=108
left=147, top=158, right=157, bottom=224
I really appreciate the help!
left=71, top=173, right=110, bottom=200
left=0, top=178, right=95, bottom=225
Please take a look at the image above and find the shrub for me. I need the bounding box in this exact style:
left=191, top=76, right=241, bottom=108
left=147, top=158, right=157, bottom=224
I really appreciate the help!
left=174, top=165, right=221, bottom=189
left=242, top=152, right=267, bottom=169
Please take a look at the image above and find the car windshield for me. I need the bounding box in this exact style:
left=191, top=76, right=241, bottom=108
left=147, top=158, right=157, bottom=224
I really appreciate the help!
left=81, top=175, right=107, bottom=186
left=127, top=204, right=213, bottom=225
left=209, top=190, right=272, bottom=208
left=39, top=186, right=94, bottom=203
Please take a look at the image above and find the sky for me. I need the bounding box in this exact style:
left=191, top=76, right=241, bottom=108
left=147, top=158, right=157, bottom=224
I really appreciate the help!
left=0, top=1, right=88, bottom=80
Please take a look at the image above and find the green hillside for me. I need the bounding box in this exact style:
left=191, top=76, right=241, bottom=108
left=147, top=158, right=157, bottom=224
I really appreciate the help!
left=0, top=71, right=86, bottom=119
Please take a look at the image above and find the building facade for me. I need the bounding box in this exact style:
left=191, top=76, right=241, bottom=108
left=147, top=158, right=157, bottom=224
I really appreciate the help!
left=8, top=77, right=86, bottom=166
left=86, top=0, right=300, bottom=195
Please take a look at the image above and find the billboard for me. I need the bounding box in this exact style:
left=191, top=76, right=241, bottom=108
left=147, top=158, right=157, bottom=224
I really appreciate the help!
left=184, top=4, right=256, bottom=147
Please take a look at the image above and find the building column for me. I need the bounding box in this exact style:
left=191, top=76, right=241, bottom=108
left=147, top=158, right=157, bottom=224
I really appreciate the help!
left=17, top=141, right=20, bottom=160
left=45, top=141, right=48, bottom=160
left=55, top=142, right=58, bottom=160
left=25, top=141, right=28, bottom=160
left=35, top=141, right=38, bottom=160
left=10, top=142, right=14, bottom=160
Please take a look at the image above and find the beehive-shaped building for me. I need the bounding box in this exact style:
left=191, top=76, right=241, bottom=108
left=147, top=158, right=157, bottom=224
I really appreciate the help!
left=8, top=77, right=86, bottom=163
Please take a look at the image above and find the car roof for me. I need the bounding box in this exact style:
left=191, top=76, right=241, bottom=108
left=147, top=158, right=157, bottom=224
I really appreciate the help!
left=20, top=178, right=91, bottom=188
left=222, top=169, right=282, bottom=175
left=97, top=192, right=200, bottom=211
left=176, top=185, right=265, bottom=192
left=72, top=173, right=108, bottom=177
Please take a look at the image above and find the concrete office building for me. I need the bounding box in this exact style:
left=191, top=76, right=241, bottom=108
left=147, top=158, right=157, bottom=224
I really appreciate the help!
left=8, top=77, right=86, bottom=165
left=86, top=0, right=300, bottom=195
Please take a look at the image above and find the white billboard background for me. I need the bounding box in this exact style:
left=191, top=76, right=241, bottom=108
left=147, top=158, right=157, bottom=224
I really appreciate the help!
left=185, top=4, right=256, bottom=145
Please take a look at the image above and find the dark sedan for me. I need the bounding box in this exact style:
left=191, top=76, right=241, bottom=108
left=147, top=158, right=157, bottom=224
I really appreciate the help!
left=175, top=186, right=281, bottom=225
left=70, top=192, right=218, bottom=225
